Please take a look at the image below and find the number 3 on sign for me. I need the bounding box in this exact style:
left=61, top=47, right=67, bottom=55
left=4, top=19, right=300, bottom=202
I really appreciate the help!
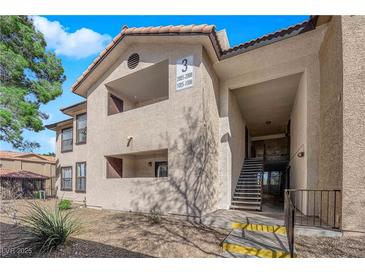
left=176, top=55, right=193, bottom=91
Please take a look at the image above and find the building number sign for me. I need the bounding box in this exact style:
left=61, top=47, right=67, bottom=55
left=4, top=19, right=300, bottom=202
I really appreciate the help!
left=176, top=55, right=193, bottom=91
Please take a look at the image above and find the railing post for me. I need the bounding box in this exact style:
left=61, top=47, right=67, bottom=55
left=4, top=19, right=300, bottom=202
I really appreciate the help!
left=290, top=207, right=295, bottom=258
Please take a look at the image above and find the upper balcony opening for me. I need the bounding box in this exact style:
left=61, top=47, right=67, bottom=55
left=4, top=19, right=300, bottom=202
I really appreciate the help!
left=106, top=59, right=169, bottom=115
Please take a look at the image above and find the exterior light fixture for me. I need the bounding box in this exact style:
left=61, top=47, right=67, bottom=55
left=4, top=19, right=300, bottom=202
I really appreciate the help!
left=127, top=136, right=133, bottom=147
left=297, top=151, right=305, bottom=158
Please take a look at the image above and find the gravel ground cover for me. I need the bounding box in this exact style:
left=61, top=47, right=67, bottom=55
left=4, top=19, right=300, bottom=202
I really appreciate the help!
left=296, top=235, right=365, bottom=258
left=0, top=199, right=227, bottom=258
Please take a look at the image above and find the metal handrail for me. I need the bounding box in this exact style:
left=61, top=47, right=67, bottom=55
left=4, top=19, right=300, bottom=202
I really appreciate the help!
left=284, top=188, right=342, bottom=258
left=257, top=170, right=264, bottom=211
left=284, top=190, right=296, bottom=257
left=285, top=189, right=341, bottom=229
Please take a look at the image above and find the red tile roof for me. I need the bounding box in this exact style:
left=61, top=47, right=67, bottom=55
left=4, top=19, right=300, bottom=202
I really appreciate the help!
left=0, top=151, right=55, bottom=164
left=0, top=168, right=49, bottom=179
left=220, top=19, right=316, bottom=59
left=71, top=18, right=317, bottom=93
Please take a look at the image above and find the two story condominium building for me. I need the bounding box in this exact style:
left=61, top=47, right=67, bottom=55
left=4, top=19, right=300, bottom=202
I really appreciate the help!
left=47, top=16, right=365, bottom=234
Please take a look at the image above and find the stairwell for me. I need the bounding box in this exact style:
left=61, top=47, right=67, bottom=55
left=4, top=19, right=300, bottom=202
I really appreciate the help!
left=230, top=158, right=264, bottom=211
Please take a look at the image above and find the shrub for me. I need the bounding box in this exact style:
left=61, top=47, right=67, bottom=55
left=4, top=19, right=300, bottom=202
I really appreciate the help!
left=17, top=202, right=80, bottom=254
left=58, top=199, right=71, bottom=211
left=149, top=206, right=162, bottom=224
left=33, top=191, right=40, bottom=199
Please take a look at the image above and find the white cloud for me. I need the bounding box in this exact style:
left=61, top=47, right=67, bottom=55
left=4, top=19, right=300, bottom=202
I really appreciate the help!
left=32, top=16, right=112, bottom=59
left=47, top=137, right=56, bottom=152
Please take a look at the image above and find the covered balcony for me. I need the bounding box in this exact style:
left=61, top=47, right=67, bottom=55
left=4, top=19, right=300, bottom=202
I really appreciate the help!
left=105, top=59, right=169, bottom=115
left=105, top=149, right=168, bottom=179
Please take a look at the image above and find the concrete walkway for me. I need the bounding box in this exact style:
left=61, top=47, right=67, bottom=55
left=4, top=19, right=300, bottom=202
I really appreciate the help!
left=201, top=209, right=291, bottom=258
left=201, top=209, right=285, bottom=230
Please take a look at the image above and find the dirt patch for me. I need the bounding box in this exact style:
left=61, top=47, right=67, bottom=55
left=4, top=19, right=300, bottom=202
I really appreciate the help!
left=296, top=235, right=365, bottom=258
left=0, top=199, right=228, bottom=258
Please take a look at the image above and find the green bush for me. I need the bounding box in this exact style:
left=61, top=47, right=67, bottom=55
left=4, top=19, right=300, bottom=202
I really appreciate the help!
left=17, top=202, right=80, bottom=254
left=33, top=191, right=40, bottom=199
left=58, top=199, right=72, bottom=211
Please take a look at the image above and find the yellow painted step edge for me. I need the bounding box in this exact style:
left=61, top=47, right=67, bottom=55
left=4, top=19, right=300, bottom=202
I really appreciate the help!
left=231, top=222, right=287, bottom=236
left=223, top=242, right=293, bottom=258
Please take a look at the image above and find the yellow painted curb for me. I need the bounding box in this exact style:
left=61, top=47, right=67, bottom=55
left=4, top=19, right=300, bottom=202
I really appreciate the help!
left=231, top=222, right=287, bottom=236
left=223, top=242, right=292, bottom=258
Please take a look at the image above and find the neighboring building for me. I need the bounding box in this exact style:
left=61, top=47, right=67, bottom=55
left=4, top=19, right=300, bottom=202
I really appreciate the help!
left=46, top=16, right=365, bottom=234
left=0, top=168, right=49, bottom=199
left=0, top=151, right=56, bottom=196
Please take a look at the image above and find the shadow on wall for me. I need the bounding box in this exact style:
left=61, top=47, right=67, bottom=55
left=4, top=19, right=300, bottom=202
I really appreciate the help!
left=129, top=107, right=218, bottom=218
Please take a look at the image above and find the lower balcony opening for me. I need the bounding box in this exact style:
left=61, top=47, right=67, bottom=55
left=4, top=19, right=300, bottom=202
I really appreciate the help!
left=105, top=149, right=168, bottom=179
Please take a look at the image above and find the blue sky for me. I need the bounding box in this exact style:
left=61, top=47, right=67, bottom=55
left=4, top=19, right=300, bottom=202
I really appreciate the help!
left=1, top=15, right=308, bottom=154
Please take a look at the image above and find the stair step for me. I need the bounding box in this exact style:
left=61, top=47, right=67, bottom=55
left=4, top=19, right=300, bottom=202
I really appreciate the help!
left=230, top=205, right=261, bottom=211
left=234, top=192, right=261, bottom=196
left=232, top=200, right=261, bottom=205
left=235, top=187, right=261, bottom=191
left=240, top=173, right=259, bottom=176
left=235, top=191, right=261, bottom=194
left=233, top=196, right=261, bottom=200
left=240, top=174, right=259, bottom=176
left=236, top=185, right=260, bottom=188
left=244, top=159, right=263, bottom=162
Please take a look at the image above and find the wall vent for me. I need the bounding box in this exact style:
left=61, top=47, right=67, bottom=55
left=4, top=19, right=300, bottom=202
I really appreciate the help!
left=127, top=53, right=140, bottom=69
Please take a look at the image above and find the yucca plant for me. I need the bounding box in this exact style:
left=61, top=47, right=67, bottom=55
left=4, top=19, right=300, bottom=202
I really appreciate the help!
left=15, top=202, right=80, bottom=254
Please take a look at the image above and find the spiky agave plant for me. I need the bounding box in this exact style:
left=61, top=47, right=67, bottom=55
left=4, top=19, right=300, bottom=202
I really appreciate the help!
left=16, top=202, right=80, bottom=254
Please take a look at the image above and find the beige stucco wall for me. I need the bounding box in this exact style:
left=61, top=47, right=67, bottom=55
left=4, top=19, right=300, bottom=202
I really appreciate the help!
left=290, top=73, right=307, bottom=191
left=228, top=92, right=247, bottom=199
left=341, top=16, right=365, bottom=233
left=318, top=17, right=344, bottom=226
left=217, top=25, right=325, bottom=209
left=51, top=18, right=365, bottom=228
left=319, top=16, right=343, bottom=191
left=77, top=42, right=220, bottom=216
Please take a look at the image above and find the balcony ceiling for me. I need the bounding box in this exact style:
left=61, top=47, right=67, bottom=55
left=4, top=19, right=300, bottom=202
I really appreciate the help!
left=105, top=60, right=168, bottom=104
left=232, top=73, right=302, bottom=137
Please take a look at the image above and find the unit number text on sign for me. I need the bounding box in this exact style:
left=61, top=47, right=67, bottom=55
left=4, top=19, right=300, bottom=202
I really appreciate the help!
left=176, top=55, right=193, bottom=91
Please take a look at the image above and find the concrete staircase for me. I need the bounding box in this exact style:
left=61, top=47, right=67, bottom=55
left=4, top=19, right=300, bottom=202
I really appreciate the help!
left=230, top=158, right=264, bottom=211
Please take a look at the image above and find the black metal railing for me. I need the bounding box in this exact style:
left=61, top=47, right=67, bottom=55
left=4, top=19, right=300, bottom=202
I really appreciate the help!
left=285, top=189, right=341, bottom=229
left=284, top=189, right=342, bottom=258
left=257, top=170, right=264, bottom=211
left=284, top=190, right=295, bottom=257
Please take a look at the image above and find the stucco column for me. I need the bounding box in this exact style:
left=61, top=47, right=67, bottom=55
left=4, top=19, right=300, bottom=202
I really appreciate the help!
left=341, top=15, right=365, bottom=233
left=218, top=85, right=231, bottom=209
